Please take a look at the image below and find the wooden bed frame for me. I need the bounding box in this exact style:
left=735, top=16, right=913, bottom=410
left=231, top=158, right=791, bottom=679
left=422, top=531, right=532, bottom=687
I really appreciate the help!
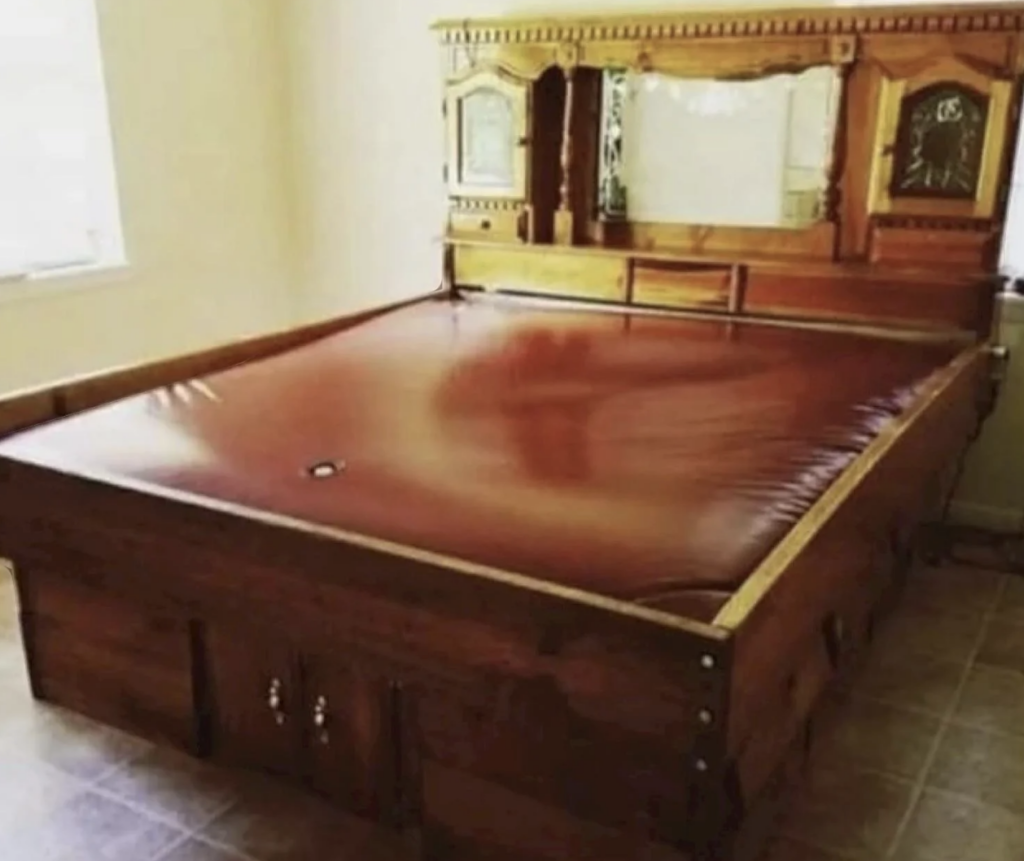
left=0, top=4, right=1021, bottom=860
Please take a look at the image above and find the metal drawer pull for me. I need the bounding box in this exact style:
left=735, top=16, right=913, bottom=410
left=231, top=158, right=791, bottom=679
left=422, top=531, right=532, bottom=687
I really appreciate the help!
left=267, top=678, right=287, bottom=725
left=313, top=695, right=330, bottom=745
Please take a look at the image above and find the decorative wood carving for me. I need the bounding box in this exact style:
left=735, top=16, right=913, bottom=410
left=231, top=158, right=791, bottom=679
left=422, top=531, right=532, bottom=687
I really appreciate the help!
left=867, top=53, right=1015, bottom=220
left=438, top=3, right=1022, bottom=312
left=433, top=5, right=1024, bottom=45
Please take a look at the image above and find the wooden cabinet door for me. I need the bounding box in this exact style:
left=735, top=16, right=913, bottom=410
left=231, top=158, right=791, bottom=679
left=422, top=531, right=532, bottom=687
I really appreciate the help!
left=445, top=68, right=531, bottom=202
left=205, top=623, right=302, bottom=780
left=301, top=656, right=400, bottom=825
left=868, top=54, right=1014, bottom=221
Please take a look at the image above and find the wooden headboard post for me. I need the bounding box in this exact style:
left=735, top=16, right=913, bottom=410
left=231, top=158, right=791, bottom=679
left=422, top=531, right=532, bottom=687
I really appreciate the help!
left=433, top=2, right=1024, bottom=341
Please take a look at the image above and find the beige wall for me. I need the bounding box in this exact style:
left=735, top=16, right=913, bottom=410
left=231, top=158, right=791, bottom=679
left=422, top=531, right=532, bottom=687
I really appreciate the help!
left=0, top=0, right=297, bottom=395
left=285, top=0, right=814, bottom=323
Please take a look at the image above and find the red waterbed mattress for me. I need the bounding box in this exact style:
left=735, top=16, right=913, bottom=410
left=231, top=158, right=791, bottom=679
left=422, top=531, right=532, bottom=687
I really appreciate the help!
left=0, top=293, right=961, bottom=621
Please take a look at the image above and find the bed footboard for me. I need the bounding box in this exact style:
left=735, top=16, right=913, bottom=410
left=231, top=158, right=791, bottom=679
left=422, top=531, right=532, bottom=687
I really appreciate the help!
left=0, top=458, right=740, bottom=860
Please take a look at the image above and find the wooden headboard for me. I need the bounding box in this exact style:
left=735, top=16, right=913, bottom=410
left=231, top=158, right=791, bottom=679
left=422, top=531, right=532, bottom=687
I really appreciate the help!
left=432, top=2, right=1024, bottom=339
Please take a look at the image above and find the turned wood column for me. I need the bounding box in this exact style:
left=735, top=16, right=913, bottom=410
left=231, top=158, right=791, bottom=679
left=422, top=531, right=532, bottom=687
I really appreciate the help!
left=554, top=56, right=578, bottom=246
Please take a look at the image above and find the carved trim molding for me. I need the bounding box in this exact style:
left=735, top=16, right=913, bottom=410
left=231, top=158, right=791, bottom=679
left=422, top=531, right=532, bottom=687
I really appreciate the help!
left=451, top=198, right=526, bottom=212
left=873, top=215, right=997, bottom=231
left=433, top=5, right=1024, bottom=45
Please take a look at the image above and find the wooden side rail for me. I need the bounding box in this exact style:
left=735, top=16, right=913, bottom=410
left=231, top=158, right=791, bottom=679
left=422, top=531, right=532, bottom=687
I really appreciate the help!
left=0, top=290, right=443, bottom=440
left=716, top=344, right=991, bottom=810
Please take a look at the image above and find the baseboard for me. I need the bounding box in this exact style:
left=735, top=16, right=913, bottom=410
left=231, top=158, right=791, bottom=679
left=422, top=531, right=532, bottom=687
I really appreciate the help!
left=949, top=500, right=1024, bottom=534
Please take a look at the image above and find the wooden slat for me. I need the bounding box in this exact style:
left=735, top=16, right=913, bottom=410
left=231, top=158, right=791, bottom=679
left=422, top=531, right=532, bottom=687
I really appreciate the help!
left=0, top=290, right=442, bottom=438
left=0, top=391, right=59, bottom=439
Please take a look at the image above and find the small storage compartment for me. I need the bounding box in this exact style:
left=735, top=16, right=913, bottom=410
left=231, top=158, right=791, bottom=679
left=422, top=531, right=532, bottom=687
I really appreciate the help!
left=633, top=263, right=733, bottom=311
left=449, top=209, right=526, bottom=243
left=204, top=620, right=401, bottom=825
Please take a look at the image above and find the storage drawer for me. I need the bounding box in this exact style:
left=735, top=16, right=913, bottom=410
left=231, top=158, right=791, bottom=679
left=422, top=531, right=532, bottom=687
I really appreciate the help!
left=454, top=245, right=628, bottom=302
left=449, top=210, right=524, bottom=243
left=633, top=264, right=732, bottom=311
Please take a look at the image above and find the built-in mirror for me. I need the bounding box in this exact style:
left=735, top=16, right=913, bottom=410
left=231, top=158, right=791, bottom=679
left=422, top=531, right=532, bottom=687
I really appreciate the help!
left=459, top=88, right=516, bottom=189
left=598, top=65, right=843, bottom=229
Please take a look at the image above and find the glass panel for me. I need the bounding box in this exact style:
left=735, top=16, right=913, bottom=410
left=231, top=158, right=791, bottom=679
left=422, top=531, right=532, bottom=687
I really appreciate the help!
left=459, top=87, right=516, bottom=189
left=890, top=83, right=989, bottom=200
left=598, top=66, right=842, bottom=228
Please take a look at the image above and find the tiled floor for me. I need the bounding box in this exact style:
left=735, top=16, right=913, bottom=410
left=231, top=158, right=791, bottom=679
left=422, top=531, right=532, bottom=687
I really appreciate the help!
left=2, top=551, right=1024, bottom=860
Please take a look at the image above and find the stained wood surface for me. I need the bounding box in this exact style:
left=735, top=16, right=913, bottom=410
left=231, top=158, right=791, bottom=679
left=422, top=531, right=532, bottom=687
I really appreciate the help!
left=19, top=569, right=196, bottom=752
left=301, top=656, right=399, bottom=821
left=204, top=622, right=302, bottom=780
left=718, top=344, right=988, bottom=785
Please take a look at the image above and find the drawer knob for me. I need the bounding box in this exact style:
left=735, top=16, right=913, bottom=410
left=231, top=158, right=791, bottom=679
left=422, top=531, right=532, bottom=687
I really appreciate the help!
left=267, top=678, right=287, bottom=726
left=313, top=694, right=330, bottom=745
left=480, top=219, right=491, bottom=231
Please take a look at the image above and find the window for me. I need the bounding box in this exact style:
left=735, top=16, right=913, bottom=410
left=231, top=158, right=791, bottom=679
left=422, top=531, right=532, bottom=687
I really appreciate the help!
left=0, top=0, right=125, bottom=280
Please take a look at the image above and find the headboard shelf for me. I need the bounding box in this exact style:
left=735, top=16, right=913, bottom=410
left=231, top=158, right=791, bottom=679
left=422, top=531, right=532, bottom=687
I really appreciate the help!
left=449, top=238, right=998, bottom=338
left=446, top=236, right=997, bottom=283
left=435, top=2, right=1024, bottom=339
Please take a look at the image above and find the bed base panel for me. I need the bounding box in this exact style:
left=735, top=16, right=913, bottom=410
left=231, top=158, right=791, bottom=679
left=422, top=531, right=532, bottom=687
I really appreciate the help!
left=0, top=343, right=997, bottom=861
left=0, top=456, right=737, bottom=856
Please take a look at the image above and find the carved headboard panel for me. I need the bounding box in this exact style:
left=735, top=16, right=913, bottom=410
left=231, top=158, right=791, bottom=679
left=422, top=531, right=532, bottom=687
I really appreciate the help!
left=433, top=3, right=1024, bottom=339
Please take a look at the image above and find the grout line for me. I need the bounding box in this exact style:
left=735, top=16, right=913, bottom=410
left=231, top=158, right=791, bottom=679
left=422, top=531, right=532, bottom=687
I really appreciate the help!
left=149, top=831, right=194, bottom=861
left=87, top=779, right=238, bottom=840
left=882, top=570, right=1008, bottom=858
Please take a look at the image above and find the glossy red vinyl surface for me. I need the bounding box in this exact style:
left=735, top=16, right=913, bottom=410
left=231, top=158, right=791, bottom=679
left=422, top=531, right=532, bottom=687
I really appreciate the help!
left=0, top=294, right=961, bottom=621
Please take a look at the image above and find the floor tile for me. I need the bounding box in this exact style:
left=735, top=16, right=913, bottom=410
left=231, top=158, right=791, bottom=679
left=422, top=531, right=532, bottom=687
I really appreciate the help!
left=891, top=788, right=1024, bottom=861
left=98, top=747, right=243, bottom=831
left=976, top=619, right=1024, bottom=674
left=758, top=834, right=854, bottom=861
left=0, top=751, right=83, bottom=834
left=779, top=764, right=915, bottom=859
left=993, top=574, right=1024, bottom=626
left=872, top=605, right=985, bottom=665
left=951, top=664, right=1024, bottom=737
left=158, top=837, right=252, bottom=861
left=0, top=789, right=185, bottom=861
left=1, top=705, right=153, bottom=782
left=812, top=696, right=942, bottom=780
left=902, top=563, right=1004, bottom=620
left=844, top=646, right=965, bottom=716
left=926, top=724, right=1024, bottom=816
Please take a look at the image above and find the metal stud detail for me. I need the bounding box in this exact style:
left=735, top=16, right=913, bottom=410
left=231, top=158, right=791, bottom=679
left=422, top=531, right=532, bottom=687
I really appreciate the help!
left=307, top=460, right=346, bottom=480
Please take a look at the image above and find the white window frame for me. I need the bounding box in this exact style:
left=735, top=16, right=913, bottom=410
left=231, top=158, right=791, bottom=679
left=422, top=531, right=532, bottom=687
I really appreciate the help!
left=0, top=0, right=127, bottom=287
